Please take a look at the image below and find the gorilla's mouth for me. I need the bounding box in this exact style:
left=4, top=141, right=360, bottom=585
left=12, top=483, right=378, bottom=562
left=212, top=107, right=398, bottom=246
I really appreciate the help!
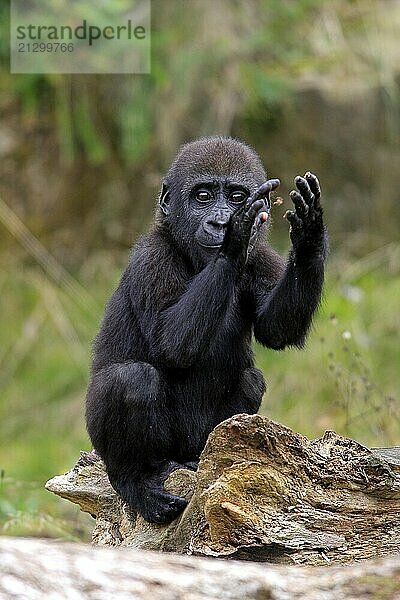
left=198, top=241, right=223, bottom=249
left=197, top=227, right=225, bottom=249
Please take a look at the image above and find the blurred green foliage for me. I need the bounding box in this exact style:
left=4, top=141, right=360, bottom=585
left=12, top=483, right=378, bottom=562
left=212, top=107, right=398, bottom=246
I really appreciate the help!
left=1, top=0, right=395, bottom=166
left=0, top=0, right=399, bottom=539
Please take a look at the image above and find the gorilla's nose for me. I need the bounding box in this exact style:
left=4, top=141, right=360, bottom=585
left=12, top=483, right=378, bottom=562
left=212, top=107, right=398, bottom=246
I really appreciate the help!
left=204, top=213, right=230, bottom=232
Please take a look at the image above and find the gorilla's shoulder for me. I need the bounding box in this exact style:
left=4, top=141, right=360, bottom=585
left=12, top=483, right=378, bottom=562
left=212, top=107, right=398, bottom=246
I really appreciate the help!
left=126, top=230, right=188, bottom=297
left=128, top=230, right=172, bottom=267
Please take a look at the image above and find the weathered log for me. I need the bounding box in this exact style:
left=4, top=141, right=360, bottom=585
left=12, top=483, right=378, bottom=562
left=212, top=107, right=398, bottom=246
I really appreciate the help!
left=46, top=414, right=400, bottom=565
left=1, top=537, right=400, bottom=599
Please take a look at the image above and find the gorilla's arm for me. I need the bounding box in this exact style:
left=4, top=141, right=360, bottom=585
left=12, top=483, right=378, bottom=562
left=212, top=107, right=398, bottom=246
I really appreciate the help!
left=252, top=251, right=325, bottom=349
left=252, top=173, right=328, bottom=349
left=128, top=233, right=240, bottom=369
left=150, top=255, right=238, bottom=368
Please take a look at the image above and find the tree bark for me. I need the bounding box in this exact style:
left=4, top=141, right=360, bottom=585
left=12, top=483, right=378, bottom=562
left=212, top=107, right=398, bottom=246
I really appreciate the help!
left=46, top=414, right=400, bottom=565
left=1, top=537, right=400, bottom=599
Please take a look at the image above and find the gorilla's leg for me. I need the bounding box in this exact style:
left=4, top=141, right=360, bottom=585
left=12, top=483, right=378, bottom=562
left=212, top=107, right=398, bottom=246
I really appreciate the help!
left=86, top=361, right=187, bottom=524
left=224, top=366, right=266, bottom=417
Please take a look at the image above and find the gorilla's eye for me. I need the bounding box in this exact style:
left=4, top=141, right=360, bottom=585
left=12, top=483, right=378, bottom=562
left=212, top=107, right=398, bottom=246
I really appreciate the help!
left=196, top=190, right=212, bottom=203
left=230, top=190, right=247, bottom=203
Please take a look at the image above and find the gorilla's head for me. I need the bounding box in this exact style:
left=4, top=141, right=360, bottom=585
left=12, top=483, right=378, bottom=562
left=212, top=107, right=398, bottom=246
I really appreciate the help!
left=157, top=136, right=268, bottom=264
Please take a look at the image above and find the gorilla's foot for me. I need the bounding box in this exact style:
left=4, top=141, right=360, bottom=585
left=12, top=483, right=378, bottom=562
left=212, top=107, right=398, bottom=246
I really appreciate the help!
left=109, top=467, right=188, bottom=525
left=139, top=489, right=187, bottom=525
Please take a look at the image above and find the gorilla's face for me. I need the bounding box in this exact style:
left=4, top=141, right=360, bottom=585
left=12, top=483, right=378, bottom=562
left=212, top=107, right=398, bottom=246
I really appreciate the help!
left=190, top=178, right=248, bottom=250
left=158, top=136, right=267, bottom=265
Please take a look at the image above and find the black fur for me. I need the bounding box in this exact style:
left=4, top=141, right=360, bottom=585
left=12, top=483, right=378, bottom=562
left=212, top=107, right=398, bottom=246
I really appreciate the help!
left=86, top=136, right=328, bottom=524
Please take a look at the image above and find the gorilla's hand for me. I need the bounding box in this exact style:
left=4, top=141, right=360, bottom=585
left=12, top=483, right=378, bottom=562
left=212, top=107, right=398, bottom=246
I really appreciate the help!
left=285, top=172, right=326, bottom=259
left=221, top=179, right=280, bottom=267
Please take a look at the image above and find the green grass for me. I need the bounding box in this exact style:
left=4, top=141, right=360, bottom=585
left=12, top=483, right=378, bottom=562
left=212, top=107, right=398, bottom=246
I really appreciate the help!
left=0, top=245, right=399, bottom=539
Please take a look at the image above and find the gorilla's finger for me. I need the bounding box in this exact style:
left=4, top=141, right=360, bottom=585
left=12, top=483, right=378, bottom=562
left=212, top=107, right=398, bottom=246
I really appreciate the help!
left=254, top=179, right=280, bottom=199
left=248, top=211, right=268, bottom=257
left=230, top=205, right=245, bottom=224
left=256, top=179, right=280, bottom=207
left=246, top=179, right=280, bottom=210
left=284, top=210, right=302, bottom=229
left=304, top=172, right=321, bottom=200
left=290, top=190, right=308, bottom=219
left=251, top=210, right=269, bottom=237
left=295, top=176, right=314, bottom=207
left=244, top=198, right=265, bottom=224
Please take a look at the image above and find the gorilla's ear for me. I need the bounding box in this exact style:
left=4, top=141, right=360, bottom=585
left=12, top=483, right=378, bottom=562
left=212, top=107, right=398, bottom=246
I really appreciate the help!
left=159, top=182, right=170, bottom=216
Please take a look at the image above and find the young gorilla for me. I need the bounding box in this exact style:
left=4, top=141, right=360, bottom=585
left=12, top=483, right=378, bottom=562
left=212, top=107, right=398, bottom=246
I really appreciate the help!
left=86, top=136, right=328, bottom=524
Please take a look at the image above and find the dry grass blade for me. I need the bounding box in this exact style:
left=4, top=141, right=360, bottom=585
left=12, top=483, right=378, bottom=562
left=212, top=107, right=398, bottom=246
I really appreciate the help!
left=0, top=197, right=98, bottom=315
left=0, top=305, right=46, bottom=388
left=31, top=273, right=88, bottom=379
